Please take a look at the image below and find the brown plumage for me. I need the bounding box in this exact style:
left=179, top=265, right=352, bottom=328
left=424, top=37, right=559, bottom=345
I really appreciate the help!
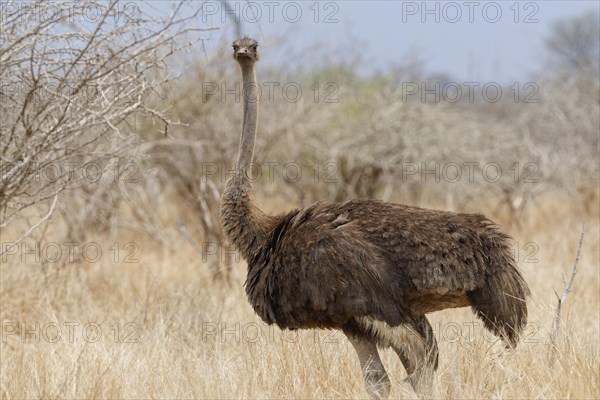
left=219, top=37, right=530, bottom=399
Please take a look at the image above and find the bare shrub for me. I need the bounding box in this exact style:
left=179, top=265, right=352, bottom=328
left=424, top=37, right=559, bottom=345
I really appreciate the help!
left=0, top=1, right=216, bottom=253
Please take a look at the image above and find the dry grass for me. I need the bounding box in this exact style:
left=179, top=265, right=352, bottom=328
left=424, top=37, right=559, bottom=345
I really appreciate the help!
left=1, top=193, right=598, bottom=399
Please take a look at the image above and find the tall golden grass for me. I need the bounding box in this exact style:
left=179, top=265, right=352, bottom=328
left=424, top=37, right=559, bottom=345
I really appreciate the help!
left=1, top=192, right=598, bottom=399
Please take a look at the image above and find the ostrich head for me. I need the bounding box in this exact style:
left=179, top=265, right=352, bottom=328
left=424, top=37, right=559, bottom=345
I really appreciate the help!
left=233, top=37, right=259, bottom=64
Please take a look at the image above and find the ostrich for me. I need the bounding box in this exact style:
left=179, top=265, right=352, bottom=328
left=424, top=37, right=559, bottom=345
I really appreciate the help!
left=220, top=37, right=530, bottom=399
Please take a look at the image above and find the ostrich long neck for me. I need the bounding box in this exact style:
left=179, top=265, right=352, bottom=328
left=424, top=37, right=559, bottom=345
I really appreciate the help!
left=220, top=61, right=272, bottom=261
left=237, top=63, right=258, bottom=169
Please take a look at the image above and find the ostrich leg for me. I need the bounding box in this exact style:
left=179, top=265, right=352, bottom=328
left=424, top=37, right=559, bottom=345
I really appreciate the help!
left=344, top=333, right=391, bottom=399
left=348, top=314, right=439, bottom=397
left=390, top=315, right=438, bottom=396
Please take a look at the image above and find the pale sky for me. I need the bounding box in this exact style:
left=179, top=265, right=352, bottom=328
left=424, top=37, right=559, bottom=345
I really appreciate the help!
left=193, top=1, right=599, bottom=82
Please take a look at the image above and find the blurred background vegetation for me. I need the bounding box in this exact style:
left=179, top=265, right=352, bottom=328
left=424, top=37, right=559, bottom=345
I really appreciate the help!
left=1, top=4, right=598, bottom=279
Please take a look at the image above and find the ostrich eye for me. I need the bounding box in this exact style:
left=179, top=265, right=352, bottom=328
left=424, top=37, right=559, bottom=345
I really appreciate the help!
left=233, top=45, right=239, bottom=51
left=251, top=45, right=257, bottom=51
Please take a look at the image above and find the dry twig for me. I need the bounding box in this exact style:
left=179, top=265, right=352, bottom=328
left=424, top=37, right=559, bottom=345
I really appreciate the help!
left=549, top=224, right=585, bottom=364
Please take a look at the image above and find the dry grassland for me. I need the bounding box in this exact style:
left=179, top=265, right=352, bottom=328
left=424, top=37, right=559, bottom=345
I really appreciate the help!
left=1, top=193, right=598, bottom=399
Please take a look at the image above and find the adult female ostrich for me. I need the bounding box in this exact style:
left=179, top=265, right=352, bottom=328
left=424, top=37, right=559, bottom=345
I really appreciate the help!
left=220, top=37, right=529, bottom=399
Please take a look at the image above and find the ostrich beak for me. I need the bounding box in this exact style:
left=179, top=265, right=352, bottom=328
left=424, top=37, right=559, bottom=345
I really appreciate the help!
left=236, top=49, right=251, bottom=57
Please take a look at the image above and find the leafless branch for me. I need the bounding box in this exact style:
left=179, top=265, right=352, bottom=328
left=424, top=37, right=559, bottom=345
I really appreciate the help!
left=0, top=194, right=58, bottom=257
left=0, top=1, right=218, bottom=244
left=549, top=224, right=585, bottom=364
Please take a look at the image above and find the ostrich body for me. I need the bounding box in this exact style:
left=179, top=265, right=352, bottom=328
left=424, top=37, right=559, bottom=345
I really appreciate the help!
left=220, top=37, right=530, bottom=398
